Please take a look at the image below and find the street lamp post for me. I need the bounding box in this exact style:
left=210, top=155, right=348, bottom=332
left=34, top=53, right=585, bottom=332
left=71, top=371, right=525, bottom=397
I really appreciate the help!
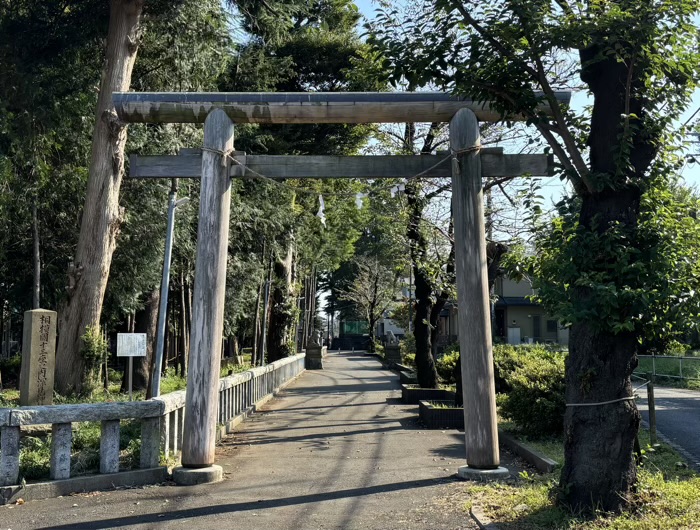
left=151, top=179, right=189, bottom=397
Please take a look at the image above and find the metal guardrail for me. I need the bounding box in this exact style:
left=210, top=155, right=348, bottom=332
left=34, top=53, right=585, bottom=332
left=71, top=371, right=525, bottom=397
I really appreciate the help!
left=636, top=354, right=700, bottom=382
left=0, top=353, right=305, bottom=488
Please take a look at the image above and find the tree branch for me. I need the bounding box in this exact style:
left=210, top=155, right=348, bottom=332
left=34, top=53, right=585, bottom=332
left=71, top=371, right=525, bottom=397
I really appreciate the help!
left=534, top=122, right=587, bottom=195
left=484, top=176, right=517, bottom=191
left=453, top=3, right=539, bottom=79
left=531, top=53, right=592, bottom=190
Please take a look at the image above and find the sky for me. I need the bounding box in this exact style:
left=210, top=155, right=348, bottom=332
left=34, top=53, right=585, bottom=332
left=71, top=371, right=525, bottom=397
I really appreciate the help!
left=353, top=0, right=700, bottom=201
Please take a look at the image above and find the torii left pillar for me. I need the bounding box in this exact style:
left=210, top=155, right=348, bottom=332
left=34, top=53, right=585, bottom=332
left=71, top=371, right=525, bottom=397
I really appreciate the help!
left=173, top=109, right=233, bottom=485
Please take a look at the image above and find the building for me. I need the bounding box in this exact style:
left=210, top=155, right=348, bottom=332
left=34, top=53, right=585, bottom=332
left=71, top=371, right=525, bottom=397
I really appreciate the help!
left=436, top=277, right=569, bottom=348
left=493, top=277, right=568, bottom=345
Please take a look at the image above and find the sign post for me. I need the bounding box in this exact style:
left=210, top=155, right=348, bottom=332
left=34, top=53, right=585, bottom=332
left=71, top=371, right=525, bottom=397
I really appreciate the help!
left=117, top=333, right=147, bottom=400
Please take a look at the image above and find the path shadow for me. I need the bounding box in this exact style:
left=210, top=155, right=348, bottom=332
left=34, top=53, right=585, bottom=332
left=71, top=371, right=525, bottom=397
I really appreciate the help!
left=40, top=477, right=456, bottom=530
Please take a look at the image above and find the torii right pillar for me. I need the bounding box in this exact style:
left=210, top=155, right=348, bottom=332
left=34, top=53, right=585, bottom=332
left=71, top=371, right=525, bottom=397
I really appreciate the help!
left=450, top=108, right=509, bottom=480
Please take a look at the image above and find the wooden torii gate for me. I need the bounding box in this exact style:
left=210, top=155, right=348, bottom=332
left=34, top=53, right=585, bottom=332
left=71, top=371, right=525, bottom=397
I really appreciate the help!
left=115, top=91, right=568, bottom=483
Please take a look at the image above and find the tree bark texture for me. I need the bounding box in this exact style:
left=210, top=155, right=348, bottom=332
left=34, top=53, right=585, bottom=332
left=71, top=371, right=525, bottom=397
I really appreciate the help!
left=124, top=288, right=159, bottom=393
left=558, top=44, right=655, bottom=511
left=406, top=181, right=439, bottom=388
left=267, top=240, right=295, bottom=362
left=55, top=0, right=144, bottom=394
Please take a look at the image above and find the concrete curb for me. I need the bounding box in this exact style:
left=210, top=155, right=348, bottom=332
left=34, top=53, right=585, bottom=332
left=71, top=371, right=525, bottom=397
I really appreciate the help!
left=0, top=467, right=168, bottom=505
left=470, top=506, right=501, bottom=530
left=498, top=430, right=559, bottom=473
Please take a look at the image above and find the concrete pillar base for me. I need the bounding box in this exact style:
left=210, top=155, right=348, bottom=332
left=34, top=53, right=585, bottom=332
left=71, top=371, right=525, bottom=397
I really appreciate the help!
left=457, top=465, right=510, bottom=482
left=173, top=465, right=223, bottom=486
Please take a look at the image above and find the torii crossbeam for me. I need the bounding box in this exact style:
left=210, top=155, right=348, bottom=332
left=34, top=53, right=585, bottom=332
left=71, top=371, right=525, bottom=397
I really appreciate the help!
left=129, top=148, right=553, bottom=180
left=116, top=91, right=569, bottom=484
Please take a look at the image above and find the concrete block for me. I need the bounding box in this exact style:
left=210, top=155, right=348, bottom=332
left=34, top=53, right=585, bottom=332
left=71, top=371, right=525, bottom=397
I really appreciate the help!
left=99, top=420, right=120, bottom=474
left=305, top=346, right=326, bottom=369
left=457, top=465, right=510, bottom=482
left=0, top=426, right=20, bottom=486
left=173, top=465, right=223, bottom=486
left=384, top=345, right=401, bottom=364
left=50, top=423, right=72, bottom=480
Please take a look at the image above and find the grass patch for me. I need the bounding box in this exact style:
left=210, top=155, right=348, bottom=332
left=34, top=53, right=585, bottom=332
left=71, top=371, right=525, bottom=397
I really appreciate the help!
left=220, top=362, right=253, bottom=378
left=500, top=420, right=564, bottom=464
left=425, top=400, right=460, bottom=409
left=18, top=419, right=144, bottom=481
left=470, top=428, right=698, bottom=529
left=0, top=388, right=19, bottom=407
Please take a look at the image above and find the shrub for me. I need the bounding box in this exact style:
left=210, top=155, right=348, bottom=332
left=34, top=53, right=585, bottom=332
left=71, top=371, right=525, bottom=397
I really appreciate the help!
left=493, top=344, right=524, bottom=393
left=19, top=436, right=51, bottom=480
left=498, top=350, right=566, bottom=438
left=402, top=352, right=416, bottom=369
left=428, top=342, right=567, bottom=436
left=665, top=339, right=690, bottom=356
left=443, top=343, right=531, bottom=391
left=436, top=349, right=460, bottom=383
left=0, top=354, right=21, bottom=386
left=400, top=333, right=415, bottom=356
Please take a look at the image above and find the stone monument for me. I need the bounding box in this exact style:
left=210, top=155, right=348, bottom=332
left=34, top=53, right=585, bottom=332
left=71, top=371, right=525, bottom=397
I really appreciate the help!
left=384, top=330, right=402, bottom=365
left=305, top=329, right=327, bottom=370
left=19, top=309, right=57, bottom=406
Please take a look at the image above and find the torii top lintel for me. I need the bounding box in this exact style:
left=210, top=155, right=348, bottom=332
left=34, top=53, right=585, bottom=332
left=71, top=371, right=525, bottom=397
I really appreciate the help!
left=113, top=91, right=571, bottom=125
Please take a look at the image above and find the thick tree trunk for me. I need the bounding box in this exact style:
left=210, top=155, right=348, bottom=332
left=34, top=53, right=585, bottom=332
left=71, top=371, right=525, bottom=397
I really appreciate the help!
left=227, top=336, right=243, bottom=365
left=429, top=296, right=447, bottom=358
left=55, top=0, right=144, bottom=395
left=0, top=300, right=4, bottom=358
left=412, top=264, right=438, bottom=388
left=267, top=240, right=295, bottom=362
left=123, top=289, right=159, bottom=393
left=559, top=191, right=642, bottom=512
left=558, top=45, right=655, bottom=511
left=406, top=180, right=439, bottom=388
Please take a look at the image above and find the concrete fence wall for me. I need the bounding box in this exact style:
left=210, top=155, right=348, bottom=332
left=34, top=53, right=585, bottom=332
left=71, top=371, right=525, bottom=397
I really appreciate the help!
left=0, top=353, right=305, bottom=499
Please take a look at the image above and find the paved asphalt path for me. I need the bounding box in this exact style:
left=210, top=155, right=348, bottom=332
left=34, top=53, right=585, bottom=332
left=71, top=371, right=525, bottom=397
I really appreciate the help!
left=636, top=384, right=700, bottom=468
left=2, top=352, right=522, bottom=530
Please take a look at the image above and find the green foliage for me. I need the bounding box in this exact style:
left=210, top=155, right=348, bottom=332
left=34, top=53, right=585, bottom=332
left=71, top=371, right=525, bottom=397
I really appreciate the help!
left=160, top=367, right=188, bottom=395
left=436, top=349, right=459, bottom=383
left=402, top=352, right=416, bottom=369
left=493, top=344, right=530, bottom=394
left=532, top=184, right=700, bottom=344
left=400, top=332, right=416, bottom=354
left=665, top=340, right=691, bottom=356
left=0, top=355, right=21, bottom=385
left=19, top=435, right=51, bottom=480
left=498, top=349, right=567, bottom=438
left=79, top=326, right=107, bottom=364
